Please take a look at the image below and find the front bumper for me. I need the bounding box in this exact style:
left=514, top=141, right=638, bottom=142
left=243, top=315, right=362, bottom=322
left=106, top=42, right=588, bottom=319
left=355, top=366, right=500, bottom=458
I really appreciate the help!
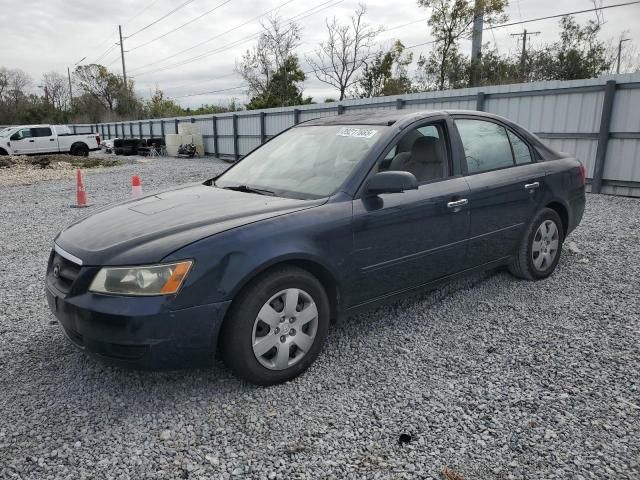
left=46, top=285, right=231, bottom=370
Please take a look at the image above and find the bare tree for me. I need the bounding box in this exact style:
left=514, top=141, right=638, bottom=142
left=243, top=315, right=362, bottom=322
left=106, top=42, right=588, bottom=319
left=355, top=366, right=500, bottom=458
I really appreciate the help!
left=0, top=68, right=31, bottom=107
left=42, top=72, right=70, bottom=111
left=236, top=15, right=302, bottom=107
left=306, top=4, right=383, bottom=100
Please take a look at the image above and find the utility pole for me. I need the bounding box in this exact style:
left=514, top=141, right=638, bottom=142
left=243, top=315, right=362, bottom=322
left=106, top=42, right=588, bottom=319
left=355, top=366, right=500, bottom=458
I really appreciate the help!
left=118, top=25, right=128, bottom=113
left=67, top=67, right=73, bottom=104
left=617, top=38, right=630, bottom=74
left=511, top=29, right=540, bottom=82
left=469, top=0, right=483, bottom=87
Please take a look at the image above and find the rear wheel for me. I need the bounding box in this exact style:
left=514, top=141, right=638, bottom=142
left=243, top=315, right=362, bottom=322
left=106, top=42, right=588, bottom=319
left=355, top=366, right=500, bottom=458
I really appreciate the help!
left=220, top=266, right=330, bottom=385
left=509, top=208, right=564, bottom=280
left=71, top=144, right=89, bottom=157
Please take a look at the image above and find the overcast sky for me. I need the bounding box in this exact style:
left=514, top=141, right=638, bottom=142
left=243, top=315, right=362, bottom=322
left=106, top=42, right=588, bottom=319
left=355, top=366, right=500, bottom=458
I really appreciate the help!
left=1, top=0, right=639, bottom=107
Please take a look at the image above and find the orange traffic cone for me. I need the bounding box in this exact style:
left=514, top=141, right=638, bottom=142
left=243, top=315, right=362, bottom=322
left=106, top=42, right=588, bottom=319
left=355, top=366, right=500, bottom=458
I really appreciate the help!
left=131, top=175, right=142, bottom=197
left=71, top=169, right=92, bottom=208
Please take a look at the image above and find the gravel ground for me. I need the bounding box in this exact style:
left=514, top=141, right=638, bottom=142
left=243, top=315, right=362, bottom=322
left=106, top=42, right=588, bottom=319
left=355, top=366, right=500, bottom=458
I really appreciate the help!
left=0, top=157, right=638, bottom=480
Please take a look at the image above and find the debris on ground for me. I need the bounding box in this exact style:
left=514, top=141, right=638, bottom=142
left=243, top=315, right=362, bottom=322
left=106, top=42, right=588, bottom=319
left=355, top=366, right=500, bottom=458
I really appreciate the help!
left=442, top=465, right=465, bottom=480
left=0, top=154, right=122, bottom=186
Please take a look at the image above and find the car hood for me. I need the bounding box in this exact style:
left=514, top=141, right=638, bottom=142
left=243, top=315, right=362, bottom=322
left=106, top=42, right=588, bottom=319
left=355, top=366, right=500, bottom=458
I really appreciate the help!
left=56, top=183, right=326, bottom=265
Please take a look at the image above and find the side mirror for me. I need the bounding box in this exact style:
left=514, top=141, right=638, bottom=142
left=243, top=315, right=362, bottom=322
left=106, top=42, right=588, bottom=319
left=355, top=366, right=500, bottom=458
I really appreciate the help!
left=364, top=171, right=418, bottom=196
left=10, top=133, right=20, bottom=141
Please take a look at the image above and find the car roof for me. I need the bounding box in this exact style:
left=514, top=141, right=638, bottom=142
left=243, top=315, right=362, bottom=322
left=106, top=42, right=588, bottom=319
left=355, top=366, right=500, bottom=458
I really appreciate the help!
left=299, top=109, right=504, bottom=126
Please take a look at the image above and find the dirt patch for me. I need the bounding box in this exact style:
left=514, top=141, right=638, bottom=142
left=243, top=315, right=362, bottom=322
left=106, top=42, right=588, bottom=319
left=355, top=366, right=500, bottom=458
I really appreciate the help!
left=0, top=154, right=122, bottom=186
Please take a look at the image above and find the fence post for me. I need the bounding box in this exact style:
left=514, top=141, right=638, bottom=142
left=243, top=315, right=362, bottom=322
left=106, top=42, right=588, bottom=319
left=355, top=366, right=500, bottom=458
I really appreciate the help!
left=122, top=123, right=126, bottom=138
left=175, top=118, right=179, bottom=134
left=138, top=121, right=143, bottom=138
left=191, top=117, right=195, bottom=124
left=337, top=105, right=345, bottom=115
left=149, top=120, right=154, bottom=138
left=592, top=80, right=617, bottom=194
left=260, top=112, right=266, bottom=144
left=129, top=122, right=133, bottom=138
left=72, top=125, right=77, bottom=134
left=233, top=114, right=239, bottom=161
left=160, top=120, right=165, bottom=137
left=476, top=91, right=485, bottom=111
left=396, top=98, right=405, bottom=109
left=293, top=109, right=300, bottom=125
left=107, top=124, right=111, bottom=139
left=212, top=116, right=218, bottom=156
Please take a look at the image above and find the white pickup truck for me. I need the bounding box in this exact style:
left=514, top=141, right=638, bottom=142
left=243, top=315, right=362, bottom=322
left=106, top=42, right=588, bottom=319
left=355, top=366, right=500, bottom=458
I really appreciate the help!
left=0, top=125, right=100, bottom=156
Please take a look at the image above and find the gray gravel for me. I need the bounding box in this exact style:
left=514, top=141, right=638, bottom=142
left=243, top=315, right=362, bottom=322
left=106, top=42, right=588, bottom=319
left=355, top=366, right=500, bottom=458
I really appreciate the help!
left=0, top=156, right=639, bottom=480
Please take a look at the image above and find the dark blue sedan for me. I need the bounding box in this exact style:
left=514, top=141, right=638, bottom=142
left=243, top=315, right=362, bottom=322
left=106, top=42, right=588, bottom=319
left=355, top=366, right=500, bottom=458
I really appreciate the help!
left=47, top=110, right=586, bottom=385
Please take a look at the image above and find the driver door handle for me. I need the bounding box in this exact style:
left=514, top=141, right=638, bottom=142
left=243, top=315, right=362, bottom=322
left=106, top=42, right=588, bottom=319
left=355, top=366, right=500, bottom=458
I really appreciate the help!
left=447, top=199, right=468, bottom=209
left=524, top=182, right=540, bottom=190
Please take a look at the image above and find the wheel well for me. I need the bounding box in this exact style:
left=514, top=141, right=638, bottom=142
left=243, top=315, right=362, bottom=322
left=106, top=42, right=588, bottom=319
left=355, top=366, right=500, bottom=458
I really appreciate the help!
left=231, top=260, right=341, bottom=324
left=70, top=142, right=88, bottom=151
left=0, top=148, right=7, bottom=155
left=546, top=201, right=568, bottom=236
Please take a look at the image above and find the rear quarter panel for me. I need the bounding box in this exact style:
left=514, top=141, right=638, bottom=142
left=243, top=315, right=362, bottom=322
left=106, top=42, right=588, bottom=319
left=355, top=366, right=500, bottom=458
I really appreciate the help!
left=543, top=156, right=586, bottom=234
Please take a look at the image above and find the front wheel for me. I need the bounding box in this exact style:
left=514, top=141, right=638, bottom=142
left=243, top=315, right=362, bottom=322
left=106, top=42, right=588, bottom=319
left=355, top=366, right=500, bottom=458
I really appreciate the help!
left=219, top=266, right=330, bottom=386
left=509, top=208, right=564, bottom=280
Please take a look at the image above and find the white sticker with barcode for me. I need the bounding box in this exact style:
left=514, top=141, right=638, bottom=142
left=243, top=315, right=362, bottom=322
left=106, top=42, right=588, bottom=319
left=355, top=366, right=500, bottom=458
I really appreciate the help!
left=336, top=127, right=377, bottom=139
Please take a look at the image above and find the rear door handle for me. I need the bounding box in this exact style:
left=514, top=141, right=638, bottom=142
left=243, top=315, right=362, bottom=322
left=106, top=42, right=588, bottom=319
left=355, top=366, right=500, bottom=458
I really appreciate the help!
left=447, top=199, right=468, bottom=209
left=524, top=182, right=540, bottom=190
left=49, top=138, right=55, bottom=141
left=28, top=139, right=35, bottom=143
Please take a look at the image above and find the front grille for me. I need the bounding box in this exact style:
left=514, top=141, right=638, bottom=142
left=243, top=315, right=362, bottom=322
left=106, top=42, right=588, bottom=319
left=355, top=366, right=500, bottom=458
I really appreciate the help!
left=48, top=251, right=82, bottom=294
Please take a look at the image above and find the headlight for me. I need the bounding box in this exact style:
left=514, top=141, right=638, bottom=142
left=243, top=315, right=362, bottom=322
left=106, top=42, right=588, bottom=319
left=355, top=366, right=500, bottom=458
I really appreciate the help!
left=89, top=261, right=193, bottom=296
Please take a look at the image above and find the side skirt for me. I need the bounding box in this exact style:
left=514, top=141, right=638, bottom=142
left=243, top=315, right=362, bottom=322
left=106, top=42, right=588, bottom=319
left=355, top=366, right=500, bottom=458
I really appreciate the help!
left=338, top=256, right=512, bottom=320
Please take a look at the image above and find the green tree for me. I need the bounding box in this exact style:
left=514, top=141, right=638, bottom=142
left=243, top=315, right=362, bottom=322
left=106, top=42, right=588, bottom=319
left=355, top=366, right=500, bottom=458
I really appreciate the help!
left=529, top=16, right=610, bottom=81
left=416, top=0, right=508, bottom=90
left=358, top=41, right=414, bottom=98
left=144, top=88, right=184, bottom=118
left=246, top=56, right=312, bottom=109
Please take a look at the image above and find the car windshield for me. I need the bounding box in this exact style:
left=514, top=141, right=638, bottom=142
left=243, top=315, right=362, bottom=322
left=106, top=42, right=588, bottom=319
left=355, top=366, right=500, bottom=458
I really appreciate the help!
left=215, top=125, right=385, bottom=199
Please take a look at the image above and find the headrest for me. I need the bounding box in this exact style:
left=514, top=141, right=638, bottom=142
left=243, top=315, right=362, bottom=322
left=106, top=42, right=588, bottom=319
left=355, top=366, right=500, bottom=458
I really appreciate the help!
left=411, top=136, right=442, bottom=164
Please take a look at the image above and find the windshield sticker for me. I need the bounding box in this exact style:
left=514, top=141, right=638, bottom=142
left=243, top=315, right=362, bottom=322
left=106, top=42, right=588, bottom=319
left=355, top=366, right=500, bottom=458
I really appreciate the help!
left=336, top=127, right=377, bottom=139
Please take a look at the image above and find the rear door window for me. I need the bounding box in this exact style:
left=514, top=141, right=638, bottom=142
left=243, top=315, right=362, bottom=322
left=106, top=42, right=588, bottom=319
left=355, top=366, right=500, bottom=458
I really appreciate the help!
left=31, top=127, right=52, bottom=137
left=456, top=119, right=514, bottom=174
left=507, top=130, right=532, bottom=165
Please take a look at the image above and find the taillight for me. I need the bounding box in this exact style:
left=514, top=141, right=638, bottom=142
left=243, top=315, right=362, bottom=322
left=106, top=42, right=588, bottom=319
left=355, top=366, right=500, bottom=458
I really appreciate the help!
left=96, top=135, right=101, bottom=146
left=578, top=163, right=586, bottom=185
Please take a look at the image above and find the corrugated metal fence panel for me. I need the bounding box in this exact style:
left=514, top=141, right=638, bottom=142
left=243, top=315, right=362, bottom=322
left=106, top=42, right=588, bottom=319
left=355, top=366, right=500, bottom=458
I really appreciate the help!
left=237, top=115, right=260, bottom=136
left=239, top=137, right=261, bottom=156
left=605, top=138, right=640, bottom=182
left=218, top=136, right=234, bottom=156
left=68, top=73, right=640, bottom=194
left=217, top=116, right=234, bottom=136
left=266, top=112, right=295, bottom=136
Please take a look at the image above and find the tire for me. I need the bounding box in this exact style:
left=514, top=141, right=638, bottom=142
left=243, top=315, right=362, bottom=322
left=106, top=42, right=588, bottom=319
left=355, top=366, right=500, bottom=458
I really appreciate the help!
left=509, top=207, right=564, bottom=280
left=71, top=144, right=89, bottom=157
left=114, top=147, right=124, bottom=155
left=219, top=266, right=330, bottom=386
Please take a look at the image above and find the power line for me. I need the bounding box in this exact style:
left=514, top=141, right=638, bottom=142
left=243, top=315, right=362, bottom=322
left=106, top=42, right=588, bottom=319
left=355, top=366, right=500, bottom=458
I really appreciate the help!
left=123, top=0, right=164, bottom=27
left=128, top=0, right=234, bottom=52
left=131, top=0, right=342, bottom=77
left=126, top=0, right=197, bottom=39
left=485, top=0, right=640, bottom=30
left=168, top=0, right=640, bottom=102
left=128, top=0, right=300, bottom=74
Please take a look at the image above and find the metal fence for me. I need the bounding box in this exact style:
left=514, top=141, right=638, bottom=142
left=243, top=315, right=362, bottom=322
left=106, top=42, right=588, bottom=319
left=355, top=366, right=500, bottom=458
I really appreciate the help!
left=70, top=72, right=640, bottom=197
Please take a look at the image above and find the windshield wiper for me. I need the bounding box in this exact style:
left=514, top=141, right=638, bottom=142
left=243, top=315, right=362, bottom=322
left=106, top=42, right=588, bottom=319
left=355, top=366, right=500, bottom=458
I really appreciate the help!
left=221, top=185, right=275, bottom=196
